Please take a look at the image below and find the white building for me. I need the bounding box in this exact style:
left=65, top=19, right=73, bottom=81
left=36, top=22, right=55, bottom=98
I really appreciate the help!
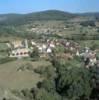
left=9, top=39, right=30, bottom=58
left=76, top=50, right=80, bottom=56
left=47, top=47, right=52, bottom=53
left=9, top=48, right=30, bottom=58
left=49, top=43, right=55, bottom=48
left=37, top=46, right=43, bottom=53
left=31, top=41, right=36, bottom=46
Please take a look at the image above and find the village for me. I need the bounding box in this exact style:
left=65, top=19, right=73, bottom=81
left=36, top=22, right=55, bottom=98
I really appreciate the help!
left=3, top=37, right=98, bottom=69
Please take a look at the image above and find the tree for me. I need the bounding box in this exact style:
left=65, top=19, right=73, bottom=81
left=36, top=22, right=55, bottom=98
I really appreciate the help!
left=37, top=79, right=56, bottom=93
left=90, top=66, right=99, bottom=99
left=54, top=59, right=92, bottom=100
left=34, top=88, right=61, bottom=100
left=30, top=47, right=39, bottom=60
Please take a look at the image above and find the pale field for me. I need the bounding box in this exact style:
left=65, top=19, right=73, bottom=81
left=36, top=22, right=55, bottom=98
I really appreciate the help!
left=0, top=59, right=51, bottom=96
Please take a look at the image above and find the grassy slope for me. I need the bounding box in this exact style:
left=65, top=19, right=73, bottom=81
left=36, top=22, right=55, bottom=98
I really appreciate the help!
left=0, top=59, right=51, bottom=96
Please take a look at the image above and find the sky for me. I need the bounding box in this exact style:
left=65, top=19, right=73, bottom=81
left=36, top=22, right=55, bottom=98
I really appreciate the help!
left=0, top=0, right=99, bottom=14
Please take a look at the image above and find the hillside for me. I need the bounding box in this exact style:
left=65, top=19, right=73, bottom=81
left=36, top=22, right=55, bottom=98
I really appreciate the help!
left=0, top=10, right=99, bottom=100
left=0, top=10, right=99, bottom=25
left=0, top=10, right=99, bottom=39
left=0, top=10, right=77, bottom=25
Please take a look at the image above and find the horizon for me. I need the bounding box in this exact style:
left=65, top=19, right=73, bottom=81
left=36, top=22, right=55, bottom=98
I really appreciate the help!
left=1, top=9, right=99, bottom=15
left=0, top=0, right=99, bottom=14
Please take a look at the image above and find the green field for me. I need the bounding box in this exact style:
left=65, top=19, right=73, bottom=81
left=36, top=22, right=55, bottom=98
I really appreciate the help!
left=0, top=43, right=9, bottom=59
left=0, top=59, right=51, bottom=97
left=76, top=40, right=99, bottom=49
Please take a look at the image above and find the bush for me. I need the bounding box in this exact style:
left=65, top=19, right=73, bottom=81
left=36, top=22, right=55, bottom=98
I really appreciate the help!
left=34, top=65, right=56, bottom=79
left=34, top=88, right=61, bottom=100
left=0, top=57, right=16, bottom=64
left=80, top=21, right=96, bottom=27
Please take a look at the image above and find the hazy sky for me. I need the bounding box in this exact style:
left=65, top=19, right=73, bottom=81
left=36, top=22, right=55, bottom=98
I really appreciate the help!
left=0, top=0, right=99, bottom=14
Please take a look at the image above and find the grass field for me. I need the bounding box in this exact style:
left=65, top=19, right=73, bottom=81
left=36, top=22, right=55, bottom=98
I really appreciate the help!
left=0, top=59, right=51, bottom=97
left=0, top=43, right=9, bottom=60
left=76, top=40, right=99, bottom=48
left=0, top=36, right=23, bottom=42
left=0, top=43, right=8, bottom=50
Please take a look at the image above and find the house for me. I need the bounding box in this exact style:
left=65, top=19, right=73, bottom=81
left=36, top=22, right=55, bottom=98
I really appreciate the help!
left=49, top=42, right=55, bottom=48
left=37, top=45, right=43, bottom=53
left=47, top=47, right=52, bottom=53
left=76, top=50, right=80, bottom=56
left=80, top=50, right=97, bottom=68
left=9, top=48, right=30, bottom=58
left=31, top=41, right=36, bottom=46
left=66, top=41, right=70, bottom=47
left=89, top=52, right=97, bottom=66
left=9, top=39, right=30, bottom=58
left=36, top=44, right=47, bottom=53
left=85, top=46, right=90, bottom=53
left=42, top=44, right=47, bottom=51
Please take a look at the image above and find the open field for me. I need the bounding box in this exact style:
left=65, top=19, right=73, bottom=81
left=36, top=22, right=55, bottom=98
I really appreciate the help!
left=0, top=59, right=51, bottom=97
left=0, top=43, right=8, bottom=50
left=0, top=36, right=24, bottom=42
left=0, top=43, right=9, bottom=59
left=76, top=40, right=99, bottom=48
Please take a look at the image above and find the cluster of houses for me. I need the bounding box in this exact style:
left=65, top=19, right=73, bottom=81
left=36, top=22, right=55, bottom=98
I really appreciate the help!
left=76, top=47, right=97, bottom=68
left=59, top=40, right=98, bottom=68
left=8, top=39, right=56, bottom=58
left=29, top=26, right=67, bottom=34
left=31, top=40, right=55, bottom=54
left=7, top=39, right=77, bottom=58
left=6, top=38, right=98, bottom=68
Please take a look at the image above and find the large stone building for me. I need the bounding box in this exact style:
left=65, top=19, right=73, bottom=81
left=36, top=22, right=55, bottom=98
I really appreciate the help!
left=9, top=40, right=30, bottom=58
left=9, top=48, right=30, bottom=58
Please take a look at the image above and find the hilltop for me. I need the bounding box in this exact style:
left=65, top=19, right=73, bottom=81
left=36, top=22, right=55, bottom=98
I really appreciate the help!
left=0, top=10, right=77, bottom=25
left=0, top=10, right=99, bottom=25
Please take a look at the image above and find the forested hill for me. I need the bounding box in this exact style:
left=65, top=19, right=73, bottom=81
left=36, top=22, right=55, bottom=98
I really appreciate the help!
left=0, top=10, right=99, bottom=26
left=0, top=10, right=99, bottom=38
left=0, top=10, right=77, bottom=25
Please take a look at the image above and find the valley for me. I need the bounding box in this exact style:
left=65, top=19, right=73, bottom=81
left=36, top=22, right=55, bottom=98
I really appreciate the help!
left=0, top=10, right=99, bottom=100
